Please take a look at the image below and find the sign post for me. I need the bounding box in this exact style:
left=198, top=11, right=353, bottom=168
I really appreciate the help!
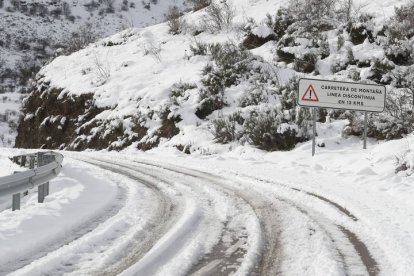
left=312, top=108, right=317, bottom=156
left=363, top=111, right=368, bottom=149
left=298, top=78, right=386, bottom=156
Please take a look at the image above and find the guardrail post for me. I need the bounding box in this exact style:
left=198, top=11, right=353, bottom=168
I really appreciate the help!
left=29, top=156, right=35, bottom=169
left=38, top=184, right=46, bottom=203
left=12, top=193, right=20, bottom=211
left=21, top=156, right=26, bottom=167
left=45, top=182, right=49, bottom=197
left=37, top=152, right=44, bottom=167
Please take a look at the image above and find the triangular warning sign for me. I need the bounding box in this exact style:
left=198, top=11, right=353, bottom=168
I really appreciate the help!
left=302, top=84, right=319, bottom=102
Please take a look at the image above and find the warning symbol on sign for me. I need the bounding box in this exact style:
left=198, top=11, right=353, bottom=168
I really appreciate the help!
left=302, top=84, right=319, bottom=102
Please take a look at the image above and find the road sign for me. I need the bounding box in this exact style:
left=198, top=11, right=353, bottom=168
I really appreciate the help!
left=298, top=78, right=386, bottom=112
left=302, top=84, right=319, bottom=102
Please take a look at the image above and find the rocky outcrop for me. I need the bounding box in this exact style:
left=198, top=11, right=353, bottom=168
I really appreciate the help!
left=15, top=79, right=104, bottom=150
left=15, top=77, right=181, bottom=151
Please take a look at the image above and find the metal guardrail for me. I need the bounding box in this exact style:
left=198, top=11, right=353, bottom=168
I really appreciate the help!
left=0, top=151, right=64, bottom=211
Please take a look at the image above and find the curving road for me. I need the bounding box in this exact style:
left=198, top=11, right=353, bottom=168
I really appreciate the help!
left=3, top=154, right=387, bottom=276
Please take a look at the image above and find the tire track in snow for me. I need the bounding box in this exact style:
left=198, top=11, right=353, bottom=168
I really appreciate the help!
left=9, top=155, right=380, bottom=276
left=8, top=158, right=179, bottom=276
left=121, top=161, right=257, bottom=276
left=223, top=170, right=381, bottom=276
left=126, top=160, right=302, bottom=275
left=68, top=159, right=180, bottom=276
left=131, top=159, right=380, bottom=276
left=77, top=157, right=258, bottom=276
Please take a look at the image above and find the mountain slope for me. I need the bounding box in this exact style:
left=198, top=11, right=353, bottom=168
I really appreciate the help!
left=0, top=0, right=187, bottom=146
left=15, top=0, right=414, bottom=153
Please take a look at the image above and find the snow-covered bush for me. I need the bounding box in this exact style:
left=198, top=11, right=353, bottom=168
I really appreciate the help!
left=203, top=1, right=235, bottom=33
left=275, top=0, right=342, bottom=70
left=191, top=41, right=311, bottom=151
left=353, top=66, right=414, bottom=140
left=386, top=93, right=413, bottom=125
left=241, top=16, right=282, bottom=50
left=368, top=59, right=394, bottom=84
left=217, top=77, right=311, bottom=151
left=244, top=109, right=298, bottom=151
left=189, top=40, right=209, bottom=56
left=242, top=24, right=276, bottom=50
left=137, top=107, right=181, bottom=151
left=279, top=77, right=313, bottom=140
left=293, top=53, right=318, bottom=73
left=344, top=83, right=414, bottom=140
left=384, top=1, right=414, bottom=65
left=271, top=9, right=295, bottom=40
left=239, top=83, right=273, bottom=107
left=386, top=84, right=414, bottom=128
left=196, top=43, right=251, bottom=118
left=287, top=0, right=345, bottom=34
left=169, top=81, right=197, bottom=105
left=211, top=112, right=243, bottom=143
left=385, top=40, right=414, bottom=66
left=387, top=1, right=414, bottom=40
left=346, top=13, right=375, bottom=45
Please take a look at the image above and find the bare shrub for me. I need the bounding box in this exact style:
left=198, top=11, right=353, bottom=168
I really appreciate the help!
left=141, top=42, right=162, bottom=62
left=93, top=52, right=110, bottom=85
left=188, top=0, right=211, bottom=11
left=203, top=1, right=235, bottom=32
left=166, top=5, right=184, bottom=34
left=394, top=151, right=411, bottom=175
left=62, top=24, right=97, bottom=55
left=62, top=2, right=72, bottom=18
left=101, top=0, right=115, bottom=13
left=16, top=56, right=39, bottom=86
left=189, top=40, right=208, bottom=56
left=386, top=89, right=414, bottom=132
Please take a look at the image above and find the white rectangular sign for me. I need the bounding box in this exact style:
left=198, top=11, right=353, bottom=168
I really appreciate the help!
left=298, top=78, right=386, bottom=112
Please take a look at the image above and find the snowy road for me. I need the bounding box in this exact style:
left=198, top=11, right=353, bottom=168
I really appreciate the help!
left=1, top=151, right=401, bottom=276
left=115, top=158, right=381, bottom=276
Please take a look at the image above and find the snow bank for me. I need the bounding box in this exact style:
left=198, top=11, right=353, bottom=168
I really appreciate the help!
left=0, top=158, right=118, bottom=271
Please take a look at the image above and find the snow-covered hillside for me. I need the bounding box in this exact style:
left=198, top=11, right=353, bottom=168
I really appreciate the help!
left=15, top=0, right=414, bottom=153
left=1, top=127, right=414, bottom=274
left=0, top=0, right=187, bottom=147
